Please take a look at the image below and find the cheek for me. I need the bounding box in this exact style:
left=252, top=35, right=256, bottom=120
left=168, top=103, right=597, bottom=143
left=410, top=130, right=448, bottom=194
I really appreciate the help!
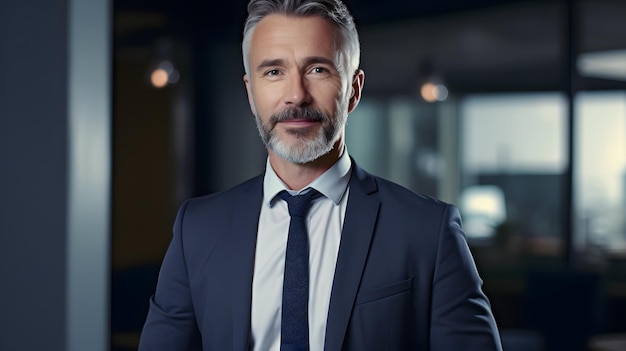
left=312, top=83, right=344, bottom=103
left=253, top=84, right=283, bottom=112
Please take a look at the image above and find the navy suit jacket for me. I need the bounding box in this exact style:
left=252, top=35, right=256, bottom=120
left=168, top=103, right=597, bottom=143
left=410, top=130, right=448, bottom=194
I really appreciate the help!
left=139, top=162, right=502, bottom=350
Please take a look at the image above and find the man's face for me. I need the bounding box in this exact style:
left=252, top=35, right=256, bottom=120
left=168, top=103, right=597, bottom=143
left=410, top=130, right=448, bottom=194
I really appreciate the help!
left=244, top=14, right=362, bottom=164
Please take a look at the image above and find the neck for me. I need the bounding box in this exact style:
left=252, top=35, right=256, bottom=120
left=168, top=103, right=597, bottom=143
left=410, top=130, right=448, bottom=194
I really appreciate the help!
left=269, top=140, right=344, bottom=191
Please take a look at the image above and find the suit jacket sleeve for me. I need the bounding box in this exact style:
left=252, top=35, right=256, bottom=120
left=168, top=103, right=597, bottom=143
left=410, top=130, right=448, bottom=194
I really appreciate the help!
left=138, top=200, right=203, bottom=351
left=429, top=204, right=502, bottom=350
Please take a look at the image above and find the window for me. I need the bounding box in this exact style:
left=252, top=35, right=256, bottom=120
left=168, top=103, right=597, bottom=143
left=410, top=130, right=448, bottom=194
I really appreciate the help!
left=459, top=93, right=567, bottom=255
left=574, top=91, right=626, bottom=254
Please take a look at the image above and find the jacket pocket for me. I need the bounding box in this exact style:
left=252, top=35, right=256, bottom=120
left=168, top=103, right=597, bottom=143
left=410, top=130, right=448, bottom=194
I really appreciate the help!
left=355, top=277, right=413, bottom=305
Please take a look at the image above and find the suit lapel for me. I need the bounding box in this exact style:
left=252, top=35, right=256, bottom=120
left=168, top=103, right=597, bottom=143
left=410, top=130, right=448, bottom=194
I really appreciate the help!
left=324, top=164, right=380, bottom=351
left=229, top=177, right=263, bottom=351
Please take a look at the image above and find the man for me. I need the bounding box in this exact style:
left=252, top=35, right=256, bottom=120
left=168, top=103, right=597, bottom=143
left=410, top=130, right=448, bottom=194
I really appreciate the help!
left=139, top=0, right=502, bottom=350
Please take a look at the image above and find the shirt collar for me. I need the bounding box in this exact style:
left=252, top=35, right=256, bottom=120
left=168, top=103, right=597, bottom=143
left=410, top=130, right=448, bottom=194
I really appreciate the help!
left=263, top=149, right=352, bottom=206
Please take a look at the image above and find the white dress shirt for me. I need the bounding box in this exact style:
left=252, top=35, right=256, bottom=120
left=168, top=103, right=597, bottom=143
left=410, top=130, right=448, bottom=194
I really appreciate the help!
left=250, top=151, right=352, bottom=351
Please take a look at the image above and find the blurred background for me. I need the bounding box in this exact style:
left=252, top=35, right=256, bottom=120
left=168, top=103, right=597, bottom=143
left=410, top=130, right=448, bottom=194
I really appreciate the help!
left=2, top=0, right=626, bottom=350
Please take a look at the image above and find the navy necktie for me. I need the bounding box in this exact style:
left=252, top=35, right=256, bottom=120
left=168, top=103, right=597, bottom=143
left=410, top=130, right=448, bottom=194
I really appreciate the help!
left=278, top=189, right=321, bottom=351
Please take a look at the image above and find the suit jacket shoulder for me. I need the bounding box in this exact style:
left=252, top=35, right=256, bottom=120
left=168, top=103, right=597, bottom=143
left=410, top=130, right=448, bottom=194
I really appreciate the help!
left=354, top=162, right=449, bottom=208
left=183, top=174, right=264, bottom=218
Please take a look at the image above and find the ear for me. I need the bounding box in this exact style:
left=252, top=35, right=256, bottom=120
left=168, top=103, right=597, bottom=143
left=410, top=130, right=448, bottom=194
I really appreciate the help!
left=243, top=74, right=257, bottom=116
left=347, top=69, right=365, bottom=113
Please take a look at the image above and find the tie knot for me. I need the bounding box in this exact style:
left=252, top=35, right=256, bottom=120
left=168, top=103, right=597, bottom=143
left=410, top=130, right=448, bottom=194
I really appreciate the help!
left=279, top=189, right=322, bottom=218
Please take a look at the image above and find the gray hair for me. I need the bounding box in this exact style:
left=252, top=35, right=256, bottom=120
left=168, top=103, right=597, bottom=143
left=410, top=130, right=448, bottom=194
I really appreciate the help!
left=242, top=0, right=360, bottom=78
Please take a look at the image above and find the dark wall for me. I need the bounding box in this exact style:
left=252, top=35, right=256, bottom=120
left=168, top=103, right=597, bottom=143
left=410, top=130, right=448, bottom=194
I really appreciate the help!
left=0, top=0, right=68, bottom=350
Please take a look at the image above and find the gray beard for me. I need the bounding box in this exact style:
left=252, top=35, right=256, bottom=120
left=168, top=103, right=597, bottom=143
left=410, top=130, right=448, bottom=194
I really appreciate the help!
left=254, top=107, right=345, bottom=164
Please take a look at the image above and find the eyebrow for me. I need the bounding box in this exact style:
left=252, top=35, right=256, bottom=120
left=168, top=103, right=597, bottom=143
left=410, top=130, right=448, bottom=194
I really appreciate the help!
left=302, top=56, right=336, bottom=68
left=256, top=58, right=285, bottom=72
left=255, top=56, right=337, bottom=73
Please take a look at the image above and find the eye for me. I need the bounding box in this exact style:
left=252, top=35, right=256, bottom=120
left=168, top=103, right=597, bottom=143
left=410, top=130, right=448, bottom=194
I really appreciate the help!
left=265, top=69, right=280, bottom=76
left=311, top=67, right=327, bottom=74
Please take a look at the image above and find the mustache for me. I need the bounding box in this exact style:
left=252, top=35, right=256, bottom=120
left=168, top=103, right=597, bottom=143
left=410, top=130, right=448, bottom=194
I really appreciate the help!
left=269, top=107, right=329, bottom=125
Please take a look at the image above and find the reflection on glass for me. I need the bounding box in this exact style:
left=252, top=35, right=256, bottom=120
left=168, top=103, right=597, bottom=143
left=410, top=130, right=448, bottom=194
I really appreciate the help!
left=460, top=185, right=507, bottom=239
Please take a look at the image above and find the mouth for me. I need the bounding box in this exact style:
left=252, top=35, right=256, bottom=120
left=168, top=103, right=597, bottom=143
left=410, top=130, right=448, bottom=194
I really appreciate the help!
left=278, top=119, right=321, bottom=127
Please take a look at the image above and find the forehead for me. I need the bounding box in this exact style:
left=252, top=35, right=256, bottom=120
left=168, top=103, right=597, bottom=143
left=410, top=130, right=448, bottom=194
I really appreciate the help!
left=249, top=14, right=338, bottom=61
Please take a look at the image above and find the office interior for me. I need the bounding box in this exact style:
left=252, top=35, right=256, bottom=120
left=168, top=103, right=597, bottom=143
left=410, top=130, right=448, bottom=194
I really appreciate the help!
left=2, top=0, right=626, bottom=350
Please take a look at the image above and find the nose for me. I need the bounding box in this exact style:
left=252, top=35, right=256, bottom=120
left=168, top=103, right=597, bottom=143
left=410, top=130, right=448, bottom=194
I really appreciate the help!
left=283, top=73, right=311, bottom=107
